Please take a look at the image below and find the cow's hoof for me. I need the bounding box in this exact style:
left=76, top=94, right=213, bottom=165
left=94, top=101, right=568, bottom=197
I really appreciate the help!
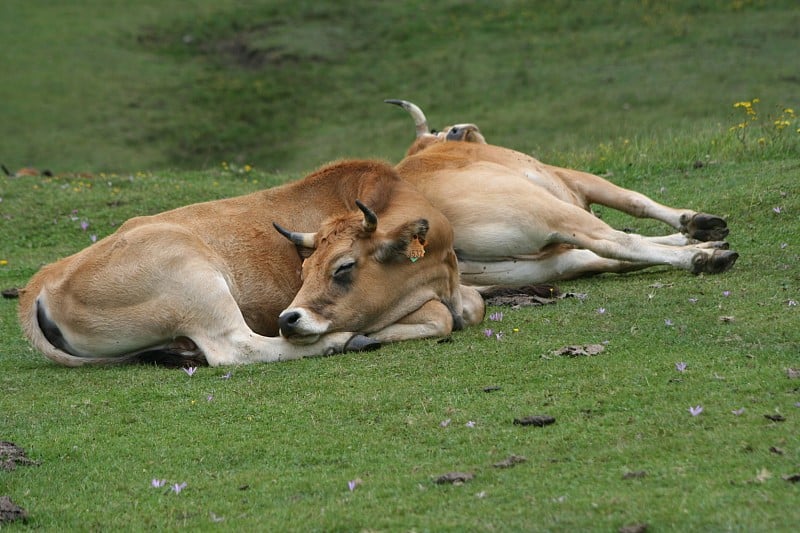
left=681, top=213, right=729, bottom=242
left=345, top=334, right=382, bottom=352
left=692, top=249, right=739, bottom=274
left=708, top=249, right=739, bottom=274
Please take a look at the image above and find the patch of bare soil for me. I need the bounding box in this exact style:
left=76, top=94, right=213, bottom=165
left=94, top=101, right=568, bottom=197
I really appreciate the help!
left=513, top=415, right=556, bottom=427
left=552, top=344, right=605, bottom=357
left=492, top=455, right=527, bottom=469
left=434, top=472, right=474, bottom=485
left=619, top=523, right=648, bottom=533
left=1, top=287, right=19, bottom=299
left=0, top=496, right=28, bottom=524
left=481, top=285, right=560, bottom=307
left=0, top=442, right=40, bottom=471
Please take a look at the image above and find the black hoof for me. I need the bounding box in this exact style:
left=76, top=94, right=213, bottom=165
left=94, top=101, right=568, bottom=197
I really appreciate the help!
left=707, top=250, right=739, bottom=274
left=345, top=334, right=382, bottom=353
left=682, top=213, right=729, bottom=242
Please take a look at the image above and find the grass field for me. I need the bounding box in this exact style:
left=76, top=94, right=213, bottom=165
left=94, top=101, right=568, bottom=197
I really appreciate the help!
left=1, top=1, right=799, bottom=531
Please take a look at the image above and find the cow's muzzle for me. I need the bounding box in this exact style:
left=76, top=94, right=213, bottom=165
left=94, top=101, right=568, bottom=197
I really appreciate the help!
left=278, top=307, right=330, bottom=344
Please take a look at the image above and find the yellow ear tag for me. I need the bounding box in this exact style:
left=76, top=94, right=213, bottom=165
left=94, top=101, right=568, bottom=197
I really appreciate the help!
left=407, top=235, right=426, bottom=262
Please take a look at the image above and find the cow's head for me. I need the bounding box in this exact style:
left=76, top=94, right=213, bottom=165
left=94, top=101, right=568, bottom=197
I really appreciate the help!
left=385, top=99, right=486, bottom=156
left=274, top=200, right=459, bottom=344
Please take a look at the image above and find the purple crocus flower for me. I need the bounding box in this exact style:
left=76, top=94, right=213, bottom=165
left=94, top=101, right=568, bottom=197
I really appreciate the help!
left=151, top=479, right=166, bottom=488
left=483, top=328, right=494, bottom=338
left=348, top=480, right=357, bottom=492
left=731, top=408, right=745, bottom=416
left=171, top=482, right=187, bottom=494
left=688, top=405, right=703, bottom=417
left=80, top=220, right=89, bottom=231
left=489, top=312, right=504, bottom=321
left=665, top=319, right=674, bottom=327
left=183, top=367, right=197, bottom=377
left=675, top=362, right=687, bottom=373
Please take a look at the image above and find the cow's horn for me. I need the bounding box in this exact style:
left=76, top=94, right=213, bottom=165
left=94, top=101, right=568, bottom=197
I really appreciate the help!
left=355, top=199, right=378, bottom=233
left=384, top=99, right=430, bottom=137
left=272, top=222, right=316, bottom=248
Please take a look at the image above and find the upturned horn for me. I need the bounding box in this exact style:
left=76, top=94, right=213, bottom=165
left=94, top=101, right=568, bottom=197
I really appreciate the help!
left=272, top=222, right=317, bottom=248
left=384, top=99, right=430, bottom=137
left=355, top=199, right=378, bottom=233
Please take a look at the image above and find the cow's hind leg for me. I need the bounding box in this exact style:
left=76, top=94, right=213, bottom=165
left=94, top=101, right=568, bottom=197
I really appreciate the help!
left=557, top=167, right=729, bottom=241
left=459, top=248, right=651, bottom=286
left=544, top=202, right=737, bottom=275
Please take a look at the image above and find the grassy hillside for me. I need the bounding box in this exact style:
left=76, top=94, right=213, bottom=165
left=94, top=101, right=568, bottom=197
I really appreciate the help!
left=1, top=0, right=798, bottom=172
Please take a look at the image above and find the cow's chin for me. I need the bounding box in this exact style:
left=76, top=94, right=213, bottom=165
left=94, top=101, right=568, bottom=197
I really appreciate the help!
left=283, top=333, right=321, bottom=345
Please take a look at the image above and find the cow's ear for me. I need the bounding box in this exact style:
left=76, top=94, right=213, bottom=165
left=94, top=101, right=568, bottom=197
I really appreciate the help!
left=373, top=219, right=429, bottom=263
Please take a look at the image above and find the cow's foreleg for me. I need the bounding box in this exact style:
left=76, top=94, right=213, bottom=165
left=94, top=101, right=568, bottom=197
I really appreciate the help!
left=366, top=300, right=457, bottom=343
left=179, top=273, right=362, bottom=365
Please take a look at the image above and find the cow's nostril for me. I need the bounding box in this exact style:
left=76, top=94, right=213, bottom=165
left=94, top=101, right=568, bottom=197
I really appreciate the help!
left=278, top=311, right=302, bottom=335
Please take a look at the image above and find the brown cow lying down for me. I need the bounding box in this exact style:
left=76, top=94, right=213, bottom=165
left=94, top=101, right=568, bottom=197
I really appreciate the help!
left=18, top=160, right=485, bottom=366
left=386, top=100, right=738, bottom=286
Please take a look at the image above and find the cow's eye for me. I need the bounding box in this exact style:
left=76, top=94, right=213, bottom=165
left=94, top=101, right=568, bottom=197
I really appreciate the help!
left=333, top=260, right=355, bottom=282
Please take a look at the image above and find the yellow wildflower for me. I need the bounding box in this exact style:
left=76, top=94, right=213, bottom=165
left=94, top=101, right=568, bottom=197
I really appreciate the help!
left=0, top=259, right=8, bottom=266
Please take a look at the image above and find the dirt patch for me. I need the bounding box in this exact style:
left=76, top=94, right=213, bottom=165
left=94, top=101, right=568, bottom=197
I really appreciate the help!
left=0, top=442, right=40, bottom=471
left=0, top=496, right=28, bottom=524
left=619, top=523, right=648, bottom=533
left=205, top=33, right=304, bottom=70
left=1, top=288, right=19, bottom=299
left=513, top=415, right=556, bottom=427
left=552, top=344, right=605, bottom=357
left=481, top=285, right=560, bottom=307
left=492, top=455, right=527, bottom=469
left=434, top=472, right=474, bottom=485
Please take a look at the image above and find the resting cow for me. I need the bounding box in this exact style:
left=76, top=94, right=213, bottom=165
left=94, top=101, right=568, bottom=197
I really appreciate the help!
left=18, top=160, right=484, bottom=366
left=386, top=100, right=738, bottom=286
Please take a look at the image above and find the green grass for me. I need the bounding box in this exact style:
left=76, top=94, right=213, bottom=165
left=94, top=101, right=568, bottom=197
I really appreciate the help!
left=2, top=156, right=798, bottom=531
left=1, top=0, right=799, bottom=172
left=2, top=0, right=800, bottom=531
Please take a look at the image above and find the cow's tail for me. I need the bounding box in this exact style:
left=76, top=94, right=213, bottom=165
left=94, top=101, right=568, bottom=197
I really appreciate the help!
left=17, top=281, right=128, bottom=367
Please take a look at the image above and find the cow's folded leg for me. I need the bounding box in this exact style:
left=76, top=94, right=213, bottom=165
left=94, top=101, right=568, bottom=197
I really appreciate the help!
left=164, top=272, right=363, bottom=365
left=195, top=329, right=360, bottom=366
left=367, top=300, right=455, bottom=343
